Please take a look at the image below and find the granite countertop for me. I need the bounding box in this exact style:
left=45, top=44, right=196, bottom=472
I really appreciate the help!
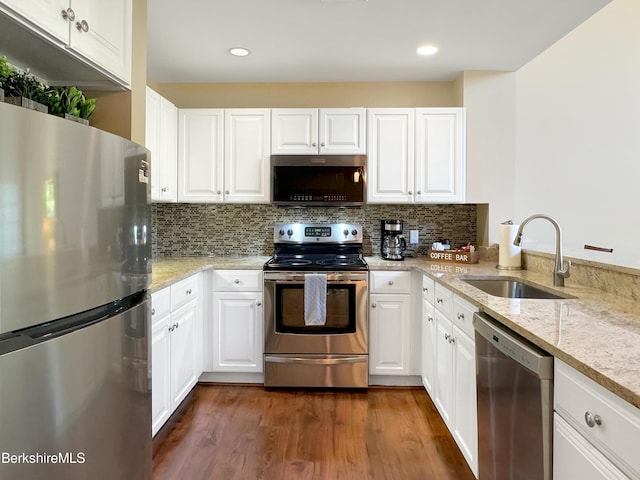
left=152, top=255, right=640, bottom=409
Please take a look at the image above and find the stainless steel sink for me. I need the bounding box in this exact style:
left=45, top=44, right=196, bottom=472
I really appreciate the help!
left=461, top=276, right=573, bottom=299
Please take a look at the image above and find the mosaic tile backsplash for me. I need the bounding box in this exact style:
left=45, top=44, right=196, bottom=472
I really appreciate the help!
left=153, top=203, right=477, bottom=258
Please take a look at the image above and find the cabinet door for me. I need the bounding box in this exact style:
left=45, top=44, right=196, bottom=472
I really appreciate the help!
left=224, top=109, right=270, bottom=203
left=212, top=292, right=263, bottom=372
left=0, top=0, right=69, bottom=42
left=178, top=109, right=224, bottom=202
left=68, top=0, right=132, bottom=85
left=554, top=414, right=628, bottom=480
left=366, top=109, right=415, bottom=204
left=170, top=299, right=198, bottom=407
left=319, top=108, right=366, bottom=154
left=434, top=310, right=453, bottom=427
left=151, top=314, right=171, bottom=436
left=271, top=109, right=318, bottom=154
left=421, top=298, right=436, bottom=395
left=369, top=293, right=411, bottom=375
left=415, top=108, right=465, bottom=203
left=452, top=325, right=478, bottom=477
left=157, top=96, right=178, bottom=201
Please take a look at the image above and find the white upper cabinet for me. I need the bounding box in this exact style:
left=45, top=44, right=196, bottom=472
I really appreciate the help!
left=415, top=108, right=466, bottom=203
left=271, top=108, right=366, bottom=155
left=178, top=109, right=270, bottom=203
left=367, top=107, right=466, bottom=204
left=146, top=87, right=178, bottom=202
left=367, top=108, right=415, bottom=203
left=224, top=109, right=271, bottom=203
left=178, top=109, right=224, bottom=202
left=0, top=0, right=132, bottom=86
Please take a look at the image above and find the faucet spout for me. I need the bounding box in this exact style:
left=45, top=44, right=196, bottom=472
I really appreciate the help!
left=513, top=214, right=571, bottom=287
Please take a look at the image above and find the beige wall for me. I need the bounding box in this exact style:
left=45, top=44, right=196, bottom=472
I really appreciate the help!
left=515, top=0, right=640, bottom=268
left=154, top=81, right=458, bottom=108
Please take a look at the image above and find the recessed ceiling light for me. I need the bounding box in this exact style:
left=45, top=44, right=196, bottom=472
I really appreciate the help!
left=229, top=47, right=250, bottom=57
left=417, top=45, right=438, bottom=56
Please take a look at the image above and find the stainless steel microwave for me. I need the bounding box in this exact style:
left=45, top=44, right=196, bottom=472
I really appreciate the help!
left=271, top=155, right=367, bottom=206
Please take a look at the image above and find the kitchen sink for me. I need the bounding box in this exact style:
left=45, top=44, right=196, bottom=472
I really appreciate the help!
left=460, top=276, right=573, bottom=299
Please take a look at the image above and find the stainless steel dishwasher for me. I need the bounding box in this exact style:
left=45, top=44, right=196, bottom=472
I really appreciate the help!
left=474, top=312, right=554, bottom=480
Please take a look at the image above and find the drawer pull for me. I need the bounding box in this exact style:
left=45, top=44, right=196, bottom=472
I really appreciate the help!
left=372, top=303, right=377, bottom=308
left=584, top=411, right=602, bottom=428
left=234, top=279, right=240, bottom=284
left=186, top=288, right=192, bottom=295
left=256, top=301, right=262, bottom=307
left=437, top=298, right=443, bottom=304
left=457, top=312, right=465, bottom=320
left=427, top=316, right=433, bottom=322
left=422, top=287, right=429, bottom=292
left=388, top=280, right=394, bottom=286
left=444, top=333, right=450, bottom=341
left=151, top=308, right=155, bottom=315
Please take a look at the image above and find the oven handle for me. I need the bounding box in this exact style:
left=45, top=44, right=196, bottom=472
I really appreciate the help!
left=264, top=355, right=366, bottom=365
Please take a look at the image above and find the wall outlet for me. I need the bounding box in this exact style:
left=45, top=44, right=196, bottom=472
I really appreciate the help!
left=409, top=230, right=419, bottom=244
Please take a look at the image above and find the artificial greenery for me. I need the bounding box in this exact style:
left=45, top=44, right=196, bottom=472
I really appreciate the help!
left=0, top=54, right=97, bottom=120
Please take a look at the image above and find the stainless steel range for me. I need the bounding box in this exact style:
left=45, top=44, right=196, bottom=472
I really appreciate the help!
left=263, top=223, right=369, bottom=388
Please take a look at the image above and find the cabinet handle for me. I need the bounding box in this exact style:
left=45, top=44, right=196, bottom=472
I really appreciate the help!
left=186, top=288, right=192, bottom=295
left=449, top=336, right=456, bottom=344
left=76, top=19, right=89, bottom=32
left=151, top=308, right=155, bottom=315
left=388, top=280, right=394, bottom=286
left=427, top=315, right=433, bottom=322
left=444, top=333, right=450, bottom=341
left=584, top=411, right=602, bottom=428
left=234, top=279, right=240, bottom=284
left=408, top=190, right=413, bottom=195
left=174, top=322, right=179, bottom=330
left=61, top=8, right=75, bottom=21
left=217, top=190, right=221, bottom=194
left=457, top=312, right=465, bottom=320
left=372, top=303, right=377, bottom=308
left=320, top=142, right=325, bottom=147
left=422, top=287, right=429, bottom=292
left=436, top=298, right=443, bottom=304
left=311, top=142, right=317, bottom=147
left=417, top=190, right=422, bottom=195
left=225, top=190, right=230, bottom=195
left=168, top=325, right=173, bottom=332
left=256, top=301, right=262, bottom=307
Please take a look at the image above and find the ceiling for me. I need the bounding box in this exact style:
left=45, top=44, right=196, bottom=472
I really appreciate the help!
left=147, top=0, right=611, bottom=84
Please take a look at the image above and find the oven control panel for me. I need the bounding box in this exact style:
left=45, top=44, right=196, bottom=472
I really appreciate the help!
left=274, top=223, right=363, bottom=243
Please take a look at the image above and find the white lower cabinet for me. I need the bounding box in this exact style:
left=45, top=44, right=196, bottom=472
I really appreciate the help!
left=430, top=282, right=478, bottom=477
left=211, top=270, right=263, bottom=373
left=421, top=275, right=436, bottom=394
left=369, top=271, right=413, bottom=376
left=151, top=272, right=202, bottom=436
left=554, top=359, right=640, bottom=479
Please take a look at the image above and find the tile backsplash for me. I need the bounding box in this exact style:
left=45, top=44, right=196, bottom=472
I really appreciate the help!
left=152, top=203, right=477, bottom=257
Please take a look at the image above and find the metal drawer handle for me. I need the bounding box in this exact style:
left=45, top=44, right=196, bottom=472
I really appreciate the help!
left=427, top=316, right=433, bottom=322
left=234, top=279, right=240, bottom=284
left=151, top=308, right=155, bottom=315
left=444, top=333, right=450, bottom=341
left=372, top=303, right=377, bottom=308
left=256, top=301, right=262, bottom=307
left=457, top=312, right=465, bottom=320
left=388, top=280, right=394, bottom=286
left=76, top=19, right=89, bottom=32
left=61, top=8, right=75, bottom=21
left=422, top=287, right=429, bottom=292
left=186, top=288, right=192, bottom=295
left=449, top=336, right=456, bottom=344
left=584, top=411, right=602, bottom=428
left=437, top=298, right=443, bottom=304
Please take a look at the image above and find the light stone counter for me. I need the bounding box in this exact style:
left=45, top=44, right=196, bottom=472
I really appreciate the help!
left=152, top=255, right=640, bottom=409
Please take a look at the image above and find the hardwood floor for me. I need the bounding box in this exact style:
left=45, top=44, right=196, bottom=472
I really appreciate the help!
left=153, top=384, right=475, bottom=480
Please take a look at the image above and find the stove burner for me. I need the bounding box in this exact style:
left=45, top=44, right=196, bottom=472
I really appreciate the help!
left=278, top=259, right=313, bottom=266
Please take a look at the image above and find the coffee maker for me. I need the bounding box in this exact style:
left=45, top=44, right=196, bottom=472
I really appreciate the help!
left=381, top=220, right=407, bottom=260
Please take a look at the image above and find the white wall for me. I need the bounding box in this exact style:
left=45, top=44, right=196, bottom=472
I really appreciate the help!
left=462, top=71, right=517, bottom=245
left=515, top=0, right=640, bottom=268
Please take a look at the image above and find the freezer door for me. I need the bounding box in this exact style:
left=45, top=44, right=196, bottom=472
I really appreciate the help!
left=0, top=298, right=151, bottom=480
left=0, top=102, right=151, bottom=334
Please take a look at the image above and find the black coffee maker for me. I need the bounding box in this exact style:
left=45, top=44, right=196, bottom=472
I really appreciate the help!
left=381, top=220, right=407, bottom=260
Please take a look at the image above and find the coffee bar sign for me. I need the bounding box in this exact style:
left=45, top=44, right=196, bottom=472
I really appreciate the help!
left=427, top=249, right=479, bottom=264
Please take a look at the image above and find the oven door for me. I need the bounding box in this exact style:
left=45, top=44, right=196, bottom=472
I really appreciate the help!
left=264, top=271, right=368, bottom=355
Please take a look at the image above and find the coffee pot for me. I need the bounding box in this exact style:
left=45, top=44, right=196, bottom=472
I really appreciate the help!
left=381, top=220, right=407, bottom=261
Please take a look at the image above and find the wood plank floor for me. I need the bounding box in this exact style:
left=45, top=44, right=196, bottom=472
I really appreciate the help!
left=153, top=384, right=476, bottom=480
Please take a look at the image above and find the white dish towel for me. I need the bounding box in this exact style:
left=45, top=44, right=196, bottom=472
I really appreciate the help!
left=304, top=273, right=327, bottom=326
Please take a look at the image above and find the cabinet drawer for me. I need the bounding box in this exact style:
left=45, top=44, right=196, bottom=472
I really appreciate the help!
left=453, top=295, right=478, bottom=338
left=422, top=275, right=435, bottom=304
left=555, top=359, right=640, bottom=477
left=370, top=271, right=411, bottom=294
left=434, top=283, right=454, bottom=317
left=213, top=270, right=263, bottom=292
left=170, top=274, right=200, bottom=311
left=151, top=287, right=171, bottom=325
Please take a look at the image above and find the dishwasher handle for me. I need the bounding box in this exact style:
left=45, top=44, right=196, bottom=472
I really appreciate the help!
left=473, top=312, right=554, bottom=379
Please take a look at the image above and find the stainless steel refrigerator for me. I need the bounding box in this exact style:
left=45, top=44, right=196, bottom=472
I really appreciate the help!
left=0, top=102, right=152, bottom=479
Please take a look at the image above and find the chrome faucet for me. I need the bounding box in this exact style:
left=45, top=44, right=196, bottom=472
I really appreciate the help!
left=513, top=214, right=571, bottom=287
